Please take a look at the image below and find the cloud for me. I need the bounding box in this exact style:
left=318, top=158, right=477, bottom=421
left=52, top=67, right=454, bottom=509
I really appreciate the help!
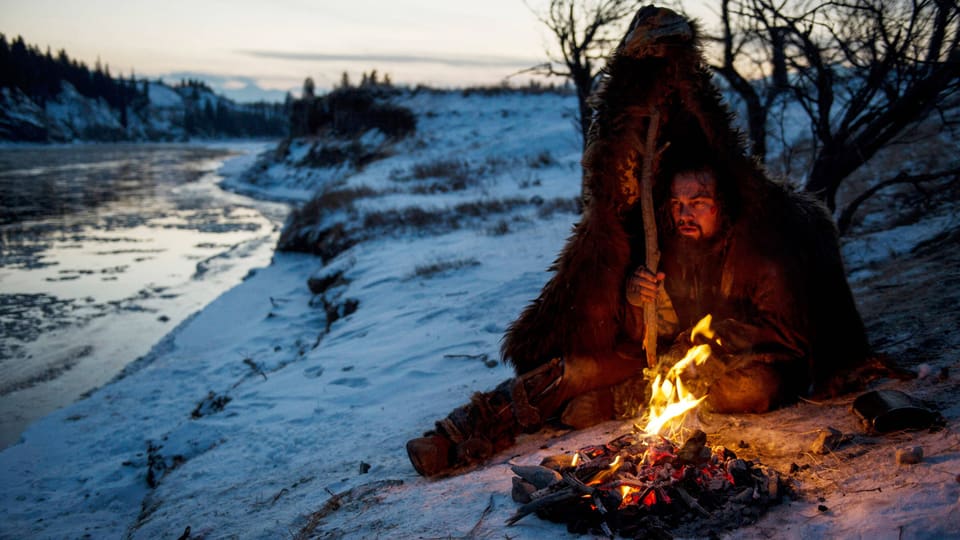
left=238, top=49, right=542, bottom=69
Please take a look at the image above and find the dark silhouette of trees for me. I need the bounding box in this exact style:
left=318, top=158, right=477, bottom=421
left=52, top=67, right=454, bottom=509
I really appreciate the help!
left=0, top=33, right=144, bottom=110
left=286, top=72, right=413, bottom=139
left=0, top=34, right=287, bottom=139
left=536, top=2, right=959, bottom=225
left=698, top=0, right=960, bottom=212
left=175, top=79, right=286, bottom=137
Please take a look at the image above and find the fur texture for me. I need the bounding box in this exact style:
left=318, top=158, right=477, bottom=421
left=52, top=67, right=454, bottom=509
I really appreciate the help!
left=501, top=7, right=869, bottom=393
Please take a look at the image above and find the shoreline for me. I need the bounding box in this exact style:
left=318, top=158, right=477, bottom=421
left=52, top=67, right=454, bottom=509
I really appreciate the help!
left=0, top=141, right=287, bottom=449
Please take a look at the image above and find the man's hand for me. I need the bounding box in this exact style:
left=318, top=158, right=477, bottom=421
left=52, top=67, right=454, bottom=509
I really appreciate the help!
left=626, top=267, right=664, bottom=307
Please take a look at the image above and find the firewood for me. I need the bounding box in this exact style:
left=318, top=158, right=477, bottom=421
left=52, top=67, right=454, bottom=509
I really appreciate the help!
left=674, top=486, right=711, bottom=517
left=505, top=487, right=578, bottom=526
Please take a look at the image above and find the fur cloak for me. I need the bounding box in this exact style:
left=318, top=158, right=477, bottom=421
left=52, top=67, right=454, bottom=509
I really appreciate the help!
left=500, top=6, right=870, bottom=394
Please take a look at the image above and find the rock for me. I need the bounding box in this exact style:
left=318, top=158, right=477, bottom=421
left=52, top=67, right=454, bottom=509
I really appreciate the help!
left=726, top=459, right=751, bottom=486
left=677, top=430, right=709, bottom=465
left=539, top=454, right=576, bottom=471
left=895, top=446, right=923, bottom=465
left=511, top=465, right=562, bottom=490
left=511, top=476, right=536, bottom=503
left=765, top=469, right=780, bottom=499
left=810, top=427, right=843, bottom=454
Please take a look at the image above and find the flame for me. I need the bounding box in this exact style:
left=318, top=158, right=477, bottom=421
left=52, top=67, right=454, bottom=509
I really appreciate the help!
left=641, top=315, right=715, bottom=435
left=618, top=485, right=639, bottom=509
left=691, top=313, right=715, bottom=341
left=571, top=452, right=580, bottom=467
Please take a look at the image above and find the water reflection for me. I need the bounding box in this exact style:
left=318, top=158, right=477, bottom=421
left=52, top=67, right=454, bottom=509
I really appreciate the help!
left=0, top=144, right=230, bottom=227
left=0, top=142, right=286, bottom=449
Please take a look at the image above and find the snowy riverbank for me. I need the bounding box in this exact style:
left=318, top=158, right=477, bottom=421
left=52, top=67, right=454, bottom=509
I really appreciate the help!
left=1, top=90, right=958, bottom=539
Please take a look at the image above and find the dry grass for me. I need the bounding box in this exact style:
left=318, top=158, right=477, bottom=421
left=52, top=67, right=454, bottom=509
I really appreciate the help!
left=390, top=158, right=474, bottom=193
left=411, top=257, right=481, bottom=279
left=390, top=156, right=513, bottom=194
left=527, top=150, right=556, bottom=169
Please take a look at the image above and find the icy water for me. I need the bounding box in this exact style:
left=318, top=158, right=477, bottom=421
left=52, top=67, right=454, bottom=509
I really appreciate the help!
left=0, top=143, right=287, bottom=449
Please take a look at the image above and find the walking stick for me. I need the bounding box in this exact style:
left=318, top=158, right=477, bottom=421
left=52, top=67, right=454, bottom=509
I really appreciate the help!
left=640, top=111, right=662, bottom=368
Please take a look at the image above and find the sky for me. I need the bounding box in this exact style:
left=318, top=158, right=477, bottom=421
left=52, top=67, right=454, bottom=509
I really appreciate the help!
left=1, top=0, right=562, bottom=102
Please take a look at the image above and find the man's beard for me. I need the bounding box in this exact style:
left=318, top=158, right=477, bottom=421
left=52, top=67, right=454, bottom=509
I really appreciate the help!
left=668, top=230, right=725, bottom=269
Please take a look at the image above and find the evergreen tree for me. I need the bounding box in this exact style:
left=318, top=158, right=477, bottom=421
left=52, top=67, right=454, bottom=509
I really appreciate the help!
left=302, top=77, right=315, bottom=99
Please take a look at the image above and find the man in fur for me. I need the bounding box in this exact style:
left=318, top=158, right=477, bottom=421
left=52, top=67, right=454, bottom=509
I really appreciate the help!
left=407, top=6, right=873, bottom=477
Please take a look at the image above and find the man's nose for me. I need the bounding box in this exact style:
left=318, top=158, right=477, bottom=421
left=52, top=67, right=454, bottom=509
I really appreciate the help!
left=678, top=204, right=694, bottom=217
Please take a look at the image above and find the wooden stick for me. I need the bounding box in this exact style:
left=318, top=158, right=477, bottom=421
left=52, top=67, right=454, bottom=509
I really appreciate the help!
left=504, top=488, right=577, bottom=526
left=505, top=472, right=597, bottom=526
left=674, top=486, right=712, bottom=517
left=640, top=111, right=662, bottom=368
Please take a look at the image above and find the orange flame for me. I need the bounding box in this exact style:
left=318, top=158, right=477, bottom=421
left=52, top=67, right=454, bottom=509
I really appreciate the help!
left=641, top=314, right=715, bottom=436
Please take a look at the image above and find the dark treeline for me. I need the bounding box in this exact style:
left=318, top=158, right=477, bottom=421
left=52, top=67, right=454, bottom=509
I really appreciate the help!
left=0, top=33, right=146, bottom=114
left=177, top=79, right=286, bottom=137
left=287, top=70, right=416, bottom=139
left=0, top=34, right=286, bottom=138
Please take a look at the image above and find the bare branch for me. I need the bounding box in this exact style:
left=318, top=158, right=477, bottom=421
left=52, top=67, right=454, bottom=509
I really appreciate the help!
left=837, top=167, right=960, bottom=234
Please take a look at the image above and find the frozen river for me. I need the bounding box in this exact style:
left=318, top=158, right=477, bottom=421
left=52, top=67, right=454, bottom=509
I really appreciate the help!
left=0, top=142, right=287, bottom=448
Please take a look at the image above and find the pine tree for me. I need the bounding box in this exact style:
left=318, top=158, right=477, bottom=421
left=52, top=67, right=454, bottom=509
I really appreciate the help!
left=302, top=77, right=315, bottom=99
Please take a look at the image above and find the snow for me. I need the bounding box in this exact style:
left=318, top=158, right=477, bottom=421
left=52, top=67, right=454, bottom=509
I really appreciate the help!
left=45, top=81, right=124, bottom=140
left=147, top=82, right=184, bottom=109
left=2, top=89, right=959, bottom=539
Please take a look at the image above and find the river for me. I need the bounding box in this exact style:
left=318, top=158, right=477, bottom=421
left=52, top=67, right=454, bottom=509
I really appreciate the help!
left=0, top=142, right=288, bottom=449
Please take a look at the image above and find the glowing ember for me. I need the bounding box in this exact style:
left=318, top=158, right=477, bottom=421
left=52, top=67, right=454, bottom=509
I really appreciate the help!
left=642, top=314, right=715, bottom=435
left=507, top=430, right=787, bottom=537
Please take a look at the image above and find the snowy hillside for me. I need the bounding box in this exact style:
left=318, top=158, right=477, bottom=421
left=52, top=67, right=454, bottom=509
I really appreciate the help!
left=1, top=89, right=959, bottom=539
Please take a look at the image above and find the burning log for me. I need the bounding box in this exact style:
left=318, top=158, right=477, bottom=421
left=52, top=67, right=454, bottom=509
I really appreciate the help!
left=507, top=429, right=788, bottom=537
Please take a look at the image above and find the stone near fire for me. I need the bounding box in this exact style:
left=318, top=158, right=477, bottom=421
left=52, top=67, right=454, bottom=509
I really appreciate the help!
left=539, top=454, right=576, bottom=471
left=726, top=458, right=752, bottom=486
left=896, top=446, right=924, bottom=465
left=677, top=429, right=711, bottom=465
left=511, top=476, right=537, bottom=504
left=510, top=464, right=562, bottom=490
left=810, top=427, right=844, bottom=454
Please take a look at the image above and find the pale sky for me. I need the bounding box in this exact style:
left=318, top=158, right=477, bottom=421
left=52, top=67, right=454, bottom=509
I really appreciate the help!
left=1, top=0, right=560, bottom=101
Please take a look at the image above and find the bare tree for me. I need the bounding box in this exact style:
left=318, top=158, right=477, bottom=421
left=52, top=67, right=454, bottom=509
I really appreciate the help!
left=530, top=0, right=645, bottom=144
left=703, top=0, right=960, bottom=212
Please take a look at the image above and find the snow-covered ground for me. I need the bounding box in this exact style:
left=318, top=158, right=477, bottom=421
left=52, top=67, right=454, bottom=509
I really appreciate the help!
left=1, top=90, right=958, bottom=539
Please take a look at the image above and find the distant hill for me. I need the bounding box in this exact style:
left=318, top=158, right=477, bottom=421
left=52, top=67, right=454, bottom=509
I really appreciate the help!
left=0, top=34, right=287, bottom=142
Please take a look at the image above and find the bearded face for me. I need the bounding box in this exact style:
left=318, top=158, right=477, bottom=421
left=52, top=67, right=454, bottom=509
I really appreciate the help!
left=669, top=170, right=720, bottom=241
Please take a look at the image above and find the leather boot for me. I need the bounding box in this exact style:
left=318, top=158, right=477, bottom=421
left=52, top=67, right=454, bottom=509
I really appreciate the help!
left=406, top=357, right=565, bottom=477
left=406, top=352, right=646, bottom=477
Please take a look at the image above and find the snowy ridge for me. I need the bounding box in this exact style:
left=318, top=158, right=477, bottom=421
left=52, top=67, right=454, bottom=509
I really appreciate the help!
left=2, top=90, right=959, bottom=539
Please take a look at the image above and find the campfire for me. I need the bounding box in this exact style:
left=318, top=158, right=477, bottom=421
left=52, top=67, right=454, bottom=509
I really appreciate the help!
left=507, top=316, right=787, bottom=537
